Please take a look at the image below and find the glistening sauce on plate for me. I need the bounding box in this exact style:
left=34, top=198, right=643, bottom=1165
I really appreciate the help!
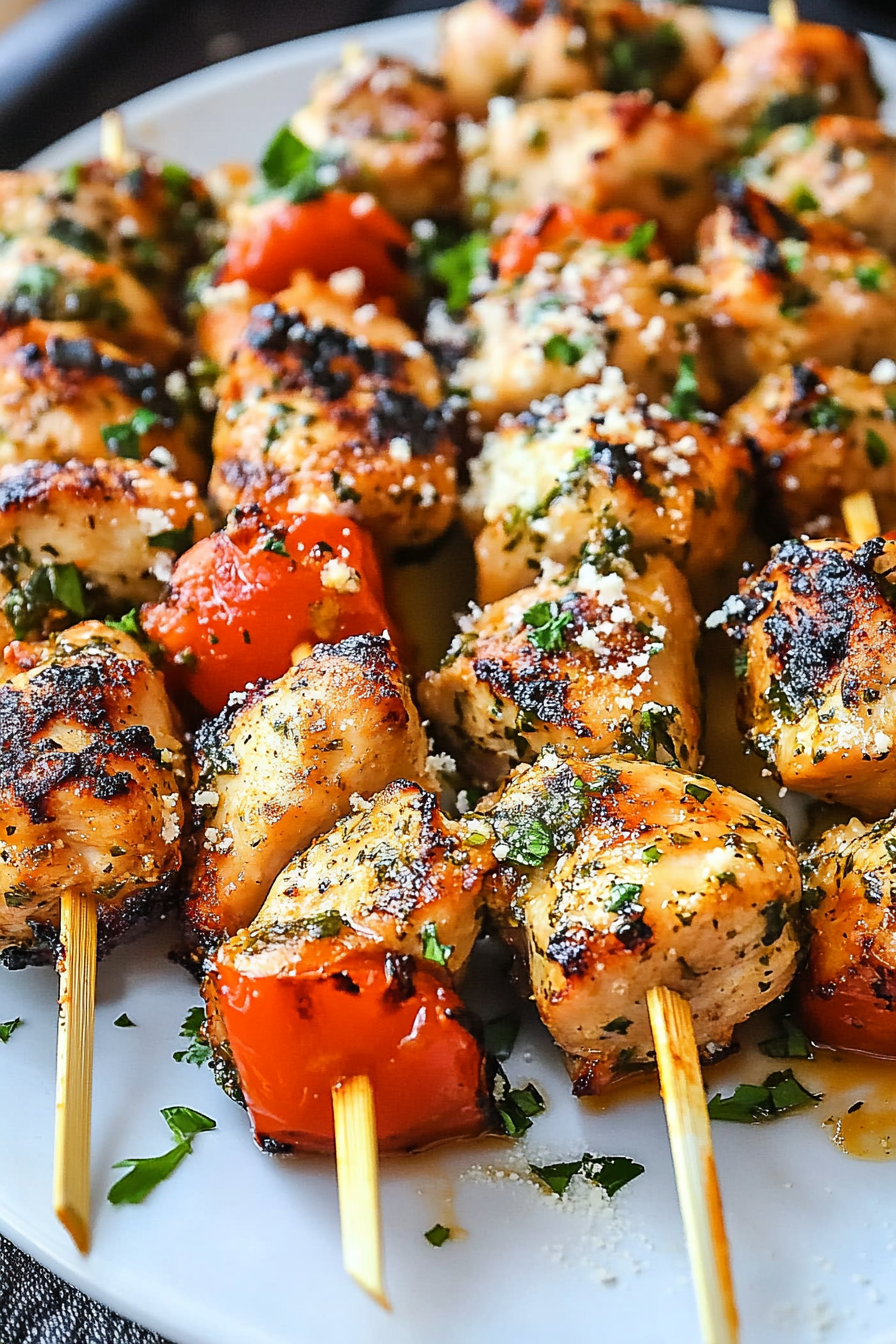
left=803, top=1050, right=896, bottom=1160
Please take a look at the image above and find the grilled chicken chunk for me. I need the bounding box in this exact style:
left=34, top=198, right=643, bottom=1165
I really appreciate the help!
left=726, top=361, right=896, bottom=540
left=463, top=371, right=751, bottom=603
left=744, top=117, right=896, bottom=258
left=0, top=620, right=185, bottom=967
left=461, top=89, right=722, bottom=259
left=185, top=633, right=432, bottom=945
left=0, top=157, right=217, bottom=299
left=420, top=545, right=701, bottom=787
left=714, top=536, right=896, bottom=819
left=0, top=234, right=181, bottom=367
left=439, top=0, right=722, bottom=119
left=697, top=187, right=896, bottom=400
left=208, top=277, right=457, bottom=551
left=205, top=780, right=496, bottom=1151
left=688, top=20, right=881, bottom=153
left=0, top=323, right=205, bottom=484
left=0, top=458, right=212, bottom=632
left=429, top=211, right=714, bottom=427
left=292, top=52, right=461, bottom=223
left=798, top=814, right=896, bottom=1057
left=479, top=750, right=801, bottom=1092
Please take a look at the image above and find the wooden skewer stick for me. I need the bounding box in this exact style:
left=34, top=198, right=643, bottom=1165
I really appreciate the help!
left=769, top=0, right=798, bottom=30
left=53, top=892, right=97, bottom=1254
left=647, top=986, right=739, bottom=1344
left=100, top=109, right=127, bottom=171
left=332, top=1075, right=390, bottom=1310
left=842, top=490, right=881, bottom=545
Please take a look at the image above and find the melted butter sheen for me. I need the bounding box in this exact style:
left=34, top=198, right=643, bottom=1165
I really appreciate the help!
left=802, top=1051, right=896, bottom=1161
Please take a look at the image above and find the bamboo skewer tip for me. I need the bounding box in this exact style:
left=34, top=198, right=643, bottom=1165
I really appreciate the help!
left=332, top=1075, right=390, bottom=1310
left=842, top=490, right=881, bottom=546
left=769, top=0, right=799, bottom=30
left=53, top=892, right=98, bottom=1256
left=100, top=109, right=127, bottom=171
left=647, top=986, right=739, bottom=1344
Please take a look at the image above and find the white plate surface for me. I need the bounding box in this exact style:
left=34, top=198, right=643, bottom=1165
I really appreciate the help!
left=5, top=10, right=896, bottom=1344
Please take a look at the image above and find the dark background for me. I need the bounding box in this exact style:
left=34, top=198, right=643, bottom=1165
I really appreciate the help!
left=0, top=0, right=895, bottom=167
left=0, top=0, right=893, bottom=1340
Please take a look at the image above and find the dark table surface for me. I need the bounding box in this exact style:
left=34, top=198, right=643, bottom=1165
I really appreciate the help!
left=0, top=0, right=894, bottom=1340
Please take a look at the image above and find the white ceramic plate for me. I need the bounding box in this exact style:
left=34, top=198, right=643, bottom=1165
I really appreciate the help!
left=6, top=10, right=896, bottom=1344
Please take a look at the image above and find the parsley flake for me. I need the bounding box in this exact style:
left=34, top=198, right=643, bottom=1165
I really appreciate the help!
left=107, top=1106, right=216, bottom=1205
left=685, top=781, right=711, bottom=804
left=543, top=333, right=584, bottom=366
left=424, top=1223, right=451, bottom=1247
left=758, top=1017, right=813, bottom=1059
left=855, top=260, right=887, bottom=293
left=866, top=429, right=890, bottom=468
left=262, top=534, right=290, bottom=556
left=148, top=519, right=194, bottom=555
left=0, top=1017, right=22, bottom=1043
left=421, top=922, right=453, bottom=967
left=114, top=1013, right=136, bottom=1028
left=493, top=1067, right=546, bottom=1136
left=522, top=600, right=573, bottom=652
left=484, top=1012, right=520, bottom=1062
left=259, top=125, right=333, bottom=204
left=708, top=1069, right=820, bottom=1123
left=430, top=232, right=491, bottom=312
left=173, top=1006, right=212, bottom=1067
left=101, top=408, right=161, bottom=460
left=531, top=1152, right=644, bottom=1196
left=667, top=354, right=700, bottom=421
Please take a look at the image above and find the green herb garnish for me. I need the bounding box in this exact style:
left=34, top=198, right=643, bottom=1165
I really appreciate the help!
left=173, top=1006, right=212, bottom=1066
left=758, top=1017, right=812, bottom=1059
left=522, top=600, right=573, bottom=652
left=101, top=408, right=161, bottom=460
left=708, top=1069, right=820, bottom=1123
left=114, top=1013, right=136, bottom=1028
left=0, top=1018, right=22, bottom=1043
left=46, top=217, right=107, bottom=259
left=667, top=354, right=700, bottom=421
left=805, top=397, right=855, bottom=433
left=866, top=429, right=890, bottom=468
left=424, top=1223, right=451, bottom=1246
left=107, top=1106, right=216, bottom=1205
left=484, top=1012, right=520, bottom=1062
left=542, top=333, right=585, bottom=366
left=3, top=562, right=88, bottom=638
left=855, top=260, right=887, bottom=293
left=148, top=519, right=194, bottom=555
left=531, top=1152, right=644, bottom=1196
left=685, top=781, right=711, bottom=804
left=429, top=232, right=490, bottom=312
left=421, top=922, right=453, bottom=967
left=262, top=534, right=290, bottom=556
left=788, top=184, right=819, bottom=213
left=259, top=124, right=332, bottom=204
left=494, top=1067, right=546, bottom=1136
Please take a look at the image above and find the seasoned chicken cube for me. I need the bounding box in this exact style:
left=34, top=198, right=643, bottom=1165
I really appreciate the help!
left=208, top=277, right=457, bottom=552
left=463, top=370, right=752, bottom=603
left=429, top=207, right=716, bottom=427
left=479, top=750, right=801, bottom=1092
left=461, top=89, right=722, bottom=260
left=439, top=0, right=722, bottom=119
left=725, top=361, right=896, bottom=540
left=688, top=20, right=881, bottom=153
left=420, top=544, right=701, bottom=787
left=0, top=620, right=185, bottom=967
left=0, top=156, right=218, bottom=298
left=713, top=536, right=896, bottom=818
left=743, top=117, right=896, bottom=259
left=0, top=457, right=212, bottom=635
left=292, top=52, right=461, bottom=222
left=0, top=234, right=181, bottom=367
left=185, top=633, right=432, bottom=945
left=798, top=814, right=896, bottom=1056
left=697, top=186, right=896, bottom=400
left=205, top=780, right=496, bottom=1151
left=0, top=323, right=205, bottom=484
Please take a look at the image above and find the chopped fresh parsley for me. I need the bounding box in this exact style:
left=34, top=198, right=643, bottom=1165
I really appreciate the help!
left=3, top=562, right=88, bottom=638
left=493, top=1066, right=546, bottom=1136
left=529, top=1159, right=583, bottom=1196
left=761, top=898, right=790, bottom=946
left=605, top=21, right=683, bottom=95
left=642, top=844, right=662, bottom=865
left=855, top=260, right=887, bottom=293
left=424, top=1223, right=451, bottom=1246
left=46, top=217, right=107, bottom=260
left=745, top=92, right=822, bottom=152
left=297, top=910, right=346, bottom=940
left=611, top=220, right=657, bottom=262
left=262, top=534, right=290, bottom=556
left=708, top=1069, right=820, bottom=1123
left=607, top=881, right=643, bottom=913
left=173, top=1006, right=212, bottom=1066
left=101, top=407, right=161, bottom=460
left=484, top=1012, right=520, bottom=1062
left=531, top=1152, right=644, bottom=1197
left=542, top=333, right=585, bottom=366
left=421, top=922, right=453, bottom=967
left=666, top=354, right=700, bottom=421
left=618, top=704, right=680, bottom=765
left=522, top=600, right=573, bottom=652
left=805, top=397, right=855, bottom=433
left=866, top=428, right=890, bottom=468
left=114, top=1013, right=136, bottom=1029
left=429, top=232, right=490, bottom=312
left=685, top=781, right=711, bottom=804
left=258, top=124, right=332, bottom=204
left=495, top=765, right=588, bottom=866
left=0, top=1018, right=22, bottom=1043
left=779, top=282, right=817, bottom=321
left=106, top=608, right=142, bottom=639
left=788, top=184, right=819, bottom=213
left=758, top=1017, right=813, bottom=1059
left=148, top=519, right=194, bottom=555
left=107, top=1106, right=216, bottom=1205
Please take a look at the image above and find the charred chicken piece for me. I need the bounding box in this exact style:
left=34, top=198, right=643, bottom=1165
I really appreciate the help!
left=463, top=370, right=751, bottom=603
left=0, top=620, right=185, bottom=968
left=204, top=780, right=496, bottom=1151
left=713, top=535, right=896, bottom=819
left=185, top=633, right=432, bottom=946
left=479, top=749, right=801, bottom=1092
left=725, top=360, right=896, bottom=540
left=420, top=543, right=700, bottom=787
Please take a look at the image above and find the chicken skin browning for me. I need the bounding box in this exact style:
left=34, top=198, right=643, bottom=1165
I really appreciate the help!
left=0, top=621, right=185, bottom=967
left=799, top=814, right=896, bottom=1057
left=0, top=323, right=204, bottom=484
left=463, top=371, right=751, bottom=603
left=185, top=634, right=432, bottom=946
left=744, top=117, right=896, bottom=259
left=0, top=457, right=212, bottom=626
left=479, top=750, right=801, bottom=1092
left=429, top=217, right=714, bottom=427
left=208, top=279, right=457, bottom=551
left=420, top=545, right=701, bottom=787
left=438, top=0, right=722, bottom=119
left=714, top=536, right=896, bottom=819
left=205, top=781, right=496, bottom=1151
left=292, top=52, right=461, bottom=223
left=460, top=89, right=722, bottom=260
left=688, top=20, right=881, bottom=153
left=725, top=361, right=896, bottom=540
left=697, top=187, right=896, bottom=400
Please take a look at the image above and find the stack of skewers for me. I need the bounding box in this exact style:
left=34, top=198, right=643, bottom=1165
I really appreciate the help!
left=1, top=3, right=896, bottom=1339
